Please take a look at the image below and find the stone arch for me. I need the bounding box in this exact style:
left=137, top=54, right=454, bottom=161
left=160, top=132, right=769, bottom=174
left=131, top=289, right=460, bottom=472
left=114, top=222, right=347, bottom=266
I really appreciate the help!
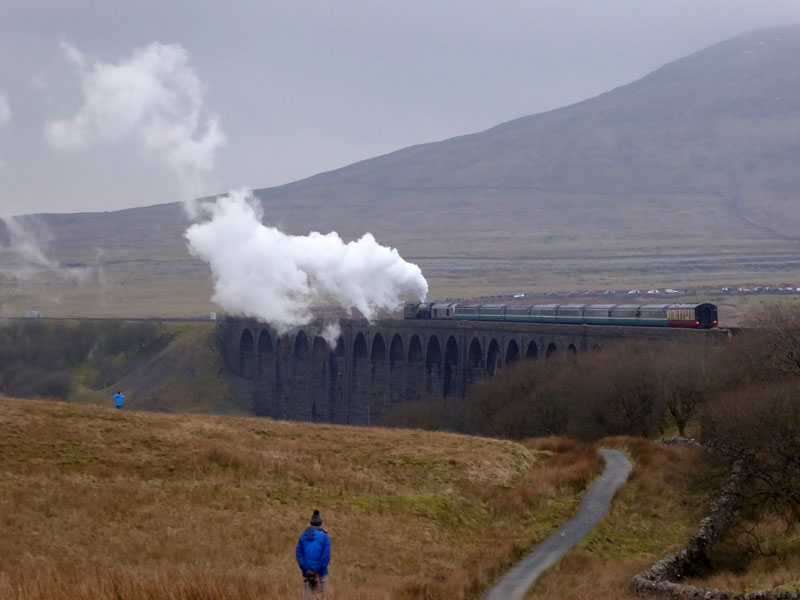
left=468, top=338, right=483, bottom=369
left=592, top=344, right=601, bottom=351
left=291, top=331, right=312, bottom=420
left=294, top=330, right=310, bottom=358
left=274, top=336, right=290, bottom=419
left=526, top=340, right=538, bottom=359
left=546, top=342, right=557, bottom=358
left=257, top=329, right=273, bottom=358
left=506, top=339, right=520, bottom=365
left=406, top=334, right=424, bottom=402
left=371, top=333, right=386, bottom=361
left=567, top=343, right=577, bottom=355
left=408, top=335, right=423, bottom=363
left=254, top=329, right=274, bottom=416
left=351, top=332, right=370, bottom=424
left=426, top=336, right=442, bottom=367
left=389, top=334, right=404, bottom=363
left=312, top=336, right=329, bottom=360
left=238, top=328, right=255, bottom=378
left=467, top=337, right=484, bottom=387
left=388, top=334, right=405, bottom=405
left=426, top=335, right=443, bottom=397
left=443, top=336, right=459, bottom=398
left=487, top=338, right=501, bottom=375
left=327, top=336, right=346, bottom=424
left=369, top=333, right=388, bottom=423
left=309, top=336, right=330, bottom=423
left=353, top=333, right=368, bottom=359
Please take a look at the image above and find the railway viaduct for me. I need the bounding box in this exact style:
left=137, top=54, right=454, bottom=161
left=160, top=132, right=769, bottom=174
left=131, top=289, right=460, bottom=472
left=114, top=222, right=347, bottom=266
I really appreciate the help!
left=221, top=317, right=730, bottom=426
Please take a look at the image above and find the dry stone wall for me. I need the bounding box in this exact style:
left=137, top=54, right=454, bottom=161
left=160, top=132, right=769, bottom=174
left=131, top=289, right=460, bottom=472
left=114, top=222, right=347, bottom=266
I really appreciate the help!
left=634, top=453, right=799, bottom=599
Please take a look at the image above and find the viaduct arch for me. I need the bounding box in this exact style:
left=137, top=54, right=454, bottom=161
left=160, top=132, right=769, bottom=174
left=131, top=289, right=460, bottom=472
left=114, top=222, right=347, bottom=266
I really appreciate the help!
left=225, top=317, right=729, bottom=426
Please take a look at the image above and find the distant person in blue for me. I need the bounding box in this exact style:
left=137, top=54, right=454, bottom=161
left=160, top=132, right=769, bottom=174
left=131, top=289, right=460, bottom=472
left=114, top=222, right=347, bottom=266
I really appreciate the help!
left=113, top=391, right=125, bottom=409
left=296, top=509, right=331, bottom=599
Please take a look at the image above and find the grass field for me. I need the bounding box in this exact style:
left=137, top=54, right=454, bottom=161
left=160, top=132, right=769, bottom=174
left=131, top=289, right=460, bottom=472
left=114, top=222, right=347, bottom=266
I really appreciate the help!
left=0, top=397, right=605, bottom=600
left=1, top=397, right=796, bottom=598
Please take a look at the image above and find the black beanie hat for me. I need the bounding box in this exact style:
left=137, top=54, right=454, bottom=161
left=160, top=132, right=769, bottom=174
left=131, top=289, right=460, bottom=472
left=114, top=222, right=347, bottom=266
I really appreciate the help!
left=310, top=509, right=323, bottom=527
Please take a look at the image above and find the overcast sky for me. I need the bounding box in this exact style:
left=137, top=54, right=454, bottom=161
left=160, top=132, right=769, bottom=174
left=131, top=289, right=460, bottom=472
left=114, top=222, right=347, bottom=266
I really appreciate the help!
left=1, top=0, right=799, bottom=217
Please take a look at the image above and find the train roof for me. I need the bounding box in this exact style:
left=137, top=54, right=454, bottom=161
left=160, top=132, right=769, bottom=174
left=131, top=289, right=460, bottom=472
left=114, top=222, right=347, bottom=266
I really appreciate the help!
left=583, top=304, right=618, bottom=309
left=449, top=302, right=716, bottom=311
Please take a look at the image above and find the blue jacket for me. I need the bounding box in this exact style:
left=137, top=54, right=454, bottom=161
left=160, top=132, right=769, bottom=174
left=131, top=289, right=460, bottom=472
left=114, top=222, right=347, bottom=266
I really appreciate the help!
left=296, top=527, right=331, bottom=576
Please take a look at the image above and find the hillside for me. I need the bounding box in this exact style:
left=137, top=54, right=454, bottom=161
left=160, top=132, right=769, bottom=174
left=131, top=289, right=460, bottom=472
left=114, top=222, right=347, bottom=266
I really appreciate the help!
left=2, top=25, right=800, bottom=316
left=0, top=397, right=713, bottom=600
left=0, top=320, right=247, bottom=414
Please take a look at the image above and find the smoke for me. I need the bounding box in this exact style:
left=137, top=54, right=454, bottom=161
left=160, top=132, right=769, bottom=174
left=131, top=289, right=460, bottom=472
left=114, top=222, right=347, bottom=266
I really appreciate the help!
left=0, top=216, right=94, bottom=283
left=44, top=41, right=224, bottom=202
left=36, top=40, right=429, bottom=328
left=320, top=322, right=342, bottom=350
left=185, top=189, right=428, bottom=332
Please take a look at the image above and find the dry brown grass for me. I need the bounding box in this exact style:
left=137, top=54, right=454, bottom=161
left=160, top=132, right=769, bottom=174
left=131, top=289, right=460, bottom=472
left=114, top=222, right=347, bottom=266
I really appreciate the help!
left=684, top=517, right=800, bottom=593
left=0, top=397, right=602, bottom=600
left=525, top=437, right=712, bottom=600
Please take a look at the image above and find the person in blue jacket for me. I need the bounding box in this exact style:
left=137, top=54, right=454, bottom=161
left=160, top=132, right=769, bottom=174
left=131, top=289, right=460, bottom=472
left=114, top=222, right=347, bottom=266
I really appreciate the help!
left=113, top=391, right=125, bottom=409
left=296, top=509, right=331, bottom=599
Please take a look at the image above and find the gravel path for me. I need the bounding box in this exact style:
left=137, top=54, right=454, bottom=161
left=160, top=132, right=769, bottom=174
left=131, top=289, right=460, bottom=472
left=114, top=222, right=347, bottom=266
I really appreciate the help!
left=484, top=449, right=633, bottom=600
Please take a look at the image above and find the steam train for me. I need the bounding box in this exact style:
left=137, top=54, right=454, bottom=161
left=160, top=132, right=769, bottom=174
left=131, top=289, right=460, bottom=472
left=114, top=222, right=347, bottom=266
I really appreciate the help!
left=404, top=302, right=719, bottom=329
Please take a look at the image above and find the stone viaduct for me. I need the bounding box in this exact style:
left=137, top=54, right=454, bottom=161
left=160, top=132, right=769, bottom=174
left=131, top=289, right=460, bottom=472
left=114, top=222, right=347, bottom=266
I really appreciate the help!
left=221, top=316, right=730, bottom=426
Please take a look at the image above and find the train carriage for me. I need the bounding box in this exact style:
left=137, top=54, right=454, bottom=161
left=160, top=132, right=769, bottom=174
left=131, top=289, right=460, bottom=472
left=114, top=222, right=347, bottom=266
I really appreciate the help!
left=556, top=303, right=585, bottom=324
left=638, top=304, right=670, bottom=327
left=667, top=303, right=718, bottom=328
left=529, top=304, right=559, bottom=323
left=584, top=304, right=619, bottom=326
left=607, top=304, right=641, bottom=326
left=406, top=301, right=719, bottom=329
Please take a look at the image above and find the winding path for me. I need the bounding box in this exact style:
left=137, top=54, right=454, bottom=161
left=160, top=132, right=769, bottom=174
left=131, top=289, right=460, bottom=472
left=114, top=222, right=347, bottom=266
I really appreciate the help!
left=484, top=449, right=633, bottom=600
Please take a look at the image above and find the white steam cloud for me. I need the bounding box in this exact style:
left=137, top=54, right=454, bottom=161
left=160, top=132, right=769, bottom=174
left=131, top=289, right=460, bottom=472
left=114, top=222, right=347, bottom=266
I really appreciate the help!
left=38, top=40, right=427, bottom=327
left=185, top=189, right=428, bottom=332
left=45, top=41, right=224, bottom=200
left=320, top=322, right=342, bottom=349
left=0, top=216, right=94, bottom=283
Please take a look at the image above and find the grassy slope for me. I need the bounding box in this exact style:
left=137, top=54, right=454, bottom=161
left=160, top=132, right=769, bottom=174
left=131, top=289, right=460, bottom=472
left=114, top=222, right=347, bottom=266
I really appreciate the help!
left=1, top=400, right=794, bottom=598
left=70, top=323, right=243, bottom=415
left=0, top=398, right=603, bottom=600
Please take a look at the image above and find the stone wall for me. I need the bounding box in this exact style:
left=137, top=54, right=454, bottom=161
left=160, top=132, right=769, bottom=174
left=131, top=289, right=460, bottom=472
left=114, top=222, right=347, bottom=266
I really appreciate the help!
left=633, top=457, right=799, bottom=599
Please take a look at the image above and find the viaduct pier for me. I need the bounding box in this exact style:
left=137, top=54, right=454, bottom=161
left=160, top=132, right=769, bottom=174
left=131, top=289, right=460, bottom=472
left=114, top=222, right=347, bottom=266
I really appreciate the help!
left=222, top=317, right=730, bottom=426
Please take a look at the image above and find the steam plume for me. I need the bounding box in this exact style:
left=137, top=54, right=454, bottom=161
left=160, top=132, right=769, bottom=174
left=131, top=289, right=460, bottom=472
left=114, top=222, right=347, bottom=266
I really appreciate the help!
left=0, top=216, right=93, bottom=283
left=45, top=41, right=224, bottom=201
left=185, top=189, right=428, bottom=332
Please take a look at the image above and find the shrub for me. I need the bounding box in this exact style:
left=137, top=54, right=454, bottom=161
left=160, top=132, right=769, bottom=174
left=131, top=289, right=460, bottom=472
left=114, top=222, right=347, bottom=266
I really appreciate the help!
left=702, top=379, right=800, bottom=526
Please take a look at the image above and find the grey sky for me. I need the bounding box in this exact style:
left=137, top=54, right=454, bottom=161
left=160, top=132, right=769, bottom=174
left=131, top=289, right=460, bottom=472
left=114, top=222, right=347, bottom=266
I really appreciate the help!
left=1, top=0, right=799, bottom=217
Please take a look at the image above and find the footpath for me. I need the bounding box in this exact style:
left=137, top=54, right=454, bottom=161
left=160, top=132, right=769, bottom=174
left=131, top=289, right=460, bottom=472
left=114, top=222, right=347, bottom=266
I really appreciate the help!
left=484, top=449, right=633, bottom=600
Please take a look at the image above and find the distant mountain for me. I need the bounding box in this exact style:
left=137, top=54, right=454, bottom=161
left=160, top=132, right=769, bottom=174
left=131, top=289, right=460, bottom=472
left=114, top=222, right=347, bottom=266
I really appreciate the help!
left=3, top=26, right=800, bottom=315
left=312, top=26, right=800, bottom=197
left=253, top=25, right=800, bottom=239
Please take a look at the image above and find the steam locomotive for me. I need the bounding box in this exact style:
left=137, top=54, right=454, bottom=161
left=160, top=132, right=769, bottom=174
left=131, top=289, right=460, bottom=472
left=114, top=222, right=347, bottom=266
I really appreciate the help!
left=404, top=302, right=719, bottom=329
